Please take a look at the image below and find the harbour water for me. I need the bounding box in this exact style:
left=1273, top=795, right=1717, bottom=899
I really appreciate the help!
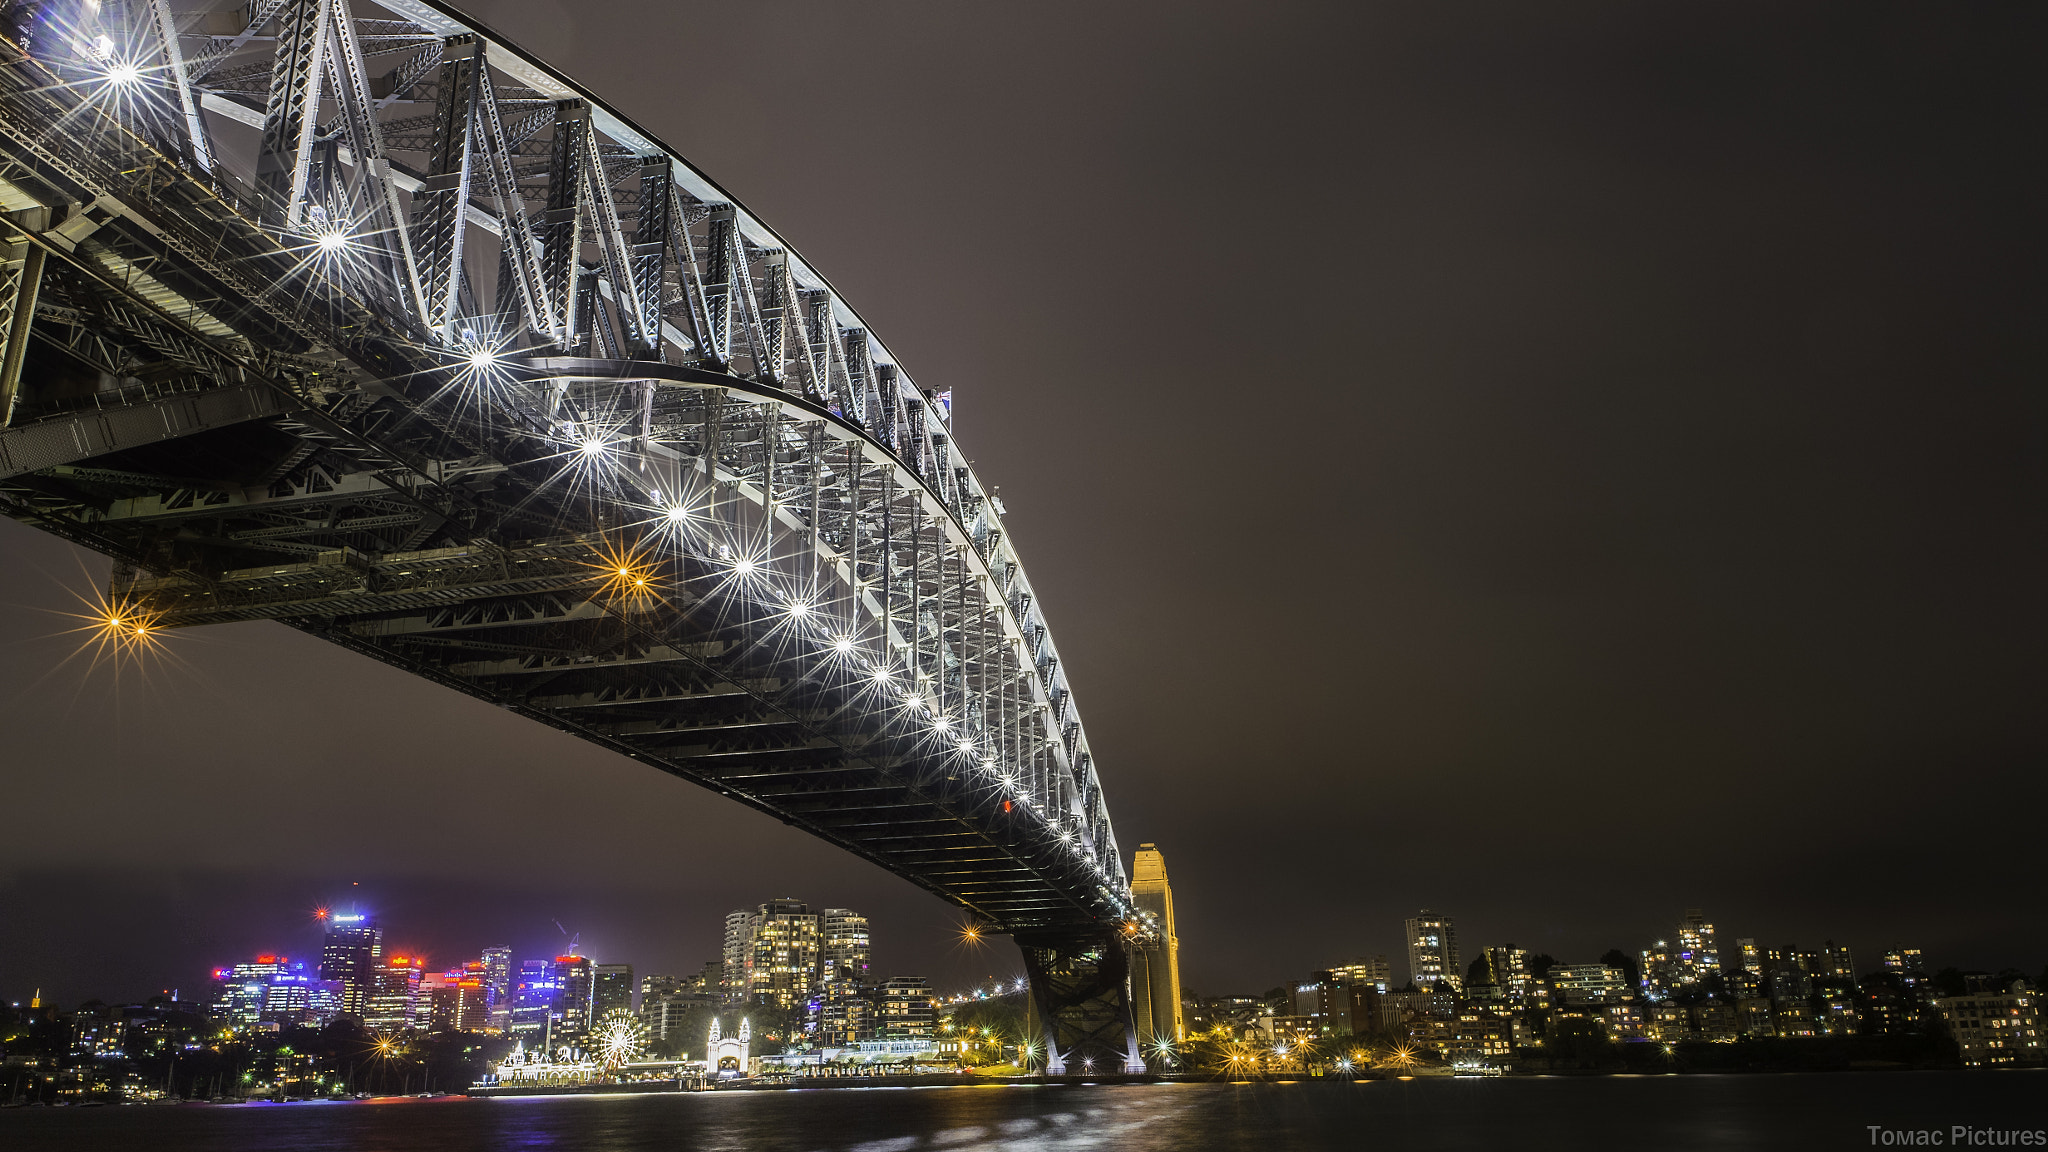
left=3, top=1072, right=2043, bottom=1151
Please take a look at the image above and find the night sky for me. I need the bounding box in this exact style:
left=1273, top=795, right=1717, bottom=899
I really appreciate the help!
left=2, top=1, right=2042, bottom=1007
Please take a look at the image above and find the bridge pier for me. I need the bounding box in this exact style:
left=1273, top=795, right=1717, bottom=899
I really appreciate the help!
left=1017, top=930, right=1147, bottom=1075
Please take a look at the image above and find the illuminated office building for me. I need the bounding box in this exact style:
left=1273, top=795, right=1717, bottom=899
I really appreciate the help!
left=554, top=955, right=596, bottom=1038
left=480, top=947, right=513, bottom=1028
left=211, top=955, right=296, bottom=1028
left=748, top=899, right=822, bottom=1009
left=1329, top=956, right=1392, bottom=994
left=319, top=912, right=382, bottom=1017
left=1404, top=910, right=1459, bottom=990
left=510, top=959, right=558, bottom=1044
left=1676, top=908, right=1720, bottom=983
left=877, top=976, right=935, bottom=1040
left=422, top=969, right=492, bottom=1032
left=817, top=983, right=874, bottom=1044
left=821, top=909, right=871, bottom=987
left=263, top=972, right=344, bottom=1027
left=363, top=954, right=423, bottom=1031
left=594, top=964, right=635, bottom=1018
left=1553, top=963, right=1632, bottom=1005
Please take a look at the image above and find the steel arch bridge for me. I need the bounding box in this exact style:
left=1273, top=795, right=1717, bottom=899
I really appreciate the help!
left=0, top=0, right=1157, bottom=1072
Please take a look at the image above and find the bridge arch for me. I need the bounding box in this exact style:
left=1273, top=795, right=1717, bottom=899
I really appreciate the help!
left=0, top=0, right=1151, bottom=1070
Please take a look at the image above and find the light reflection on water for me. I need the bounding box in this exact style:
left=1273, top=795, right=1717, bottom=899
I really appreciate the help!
left=1, top=1073, right=2042, bottom=1151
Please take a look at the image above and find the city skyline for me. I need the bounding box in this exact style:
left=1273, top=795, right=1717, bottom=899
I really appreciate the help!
left=1, top=818, right=2041, bottom=1009
left=1, top=0, right=2042, bottom=1014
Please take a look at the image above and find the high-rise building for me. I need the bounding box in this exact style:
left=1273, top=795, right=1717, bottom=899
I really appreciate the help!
left=554, top=955, right=596, bottom=1038
left=1739, top=939, right=1762, bottom=976
left=1883, top=947, right=1926, bottom=986
left=720, top=899, right=872, bottom=1010
left=722, top=910, right=755, bottom=1003
left=319, top=912, right=382, bottom=1017
left=1821, top=941, right=1858, bottom=986
left=594, top=964, right=635, bottom=1018
left=1404, top=910, right=1459, bottom=990
left=1475, top=945, right=1535, bottom=1002
left=749, top=899, right=821, bottom=1009
left=816, top=983, right=873, bottom=1045
left=510, top=959, right=558, bottom=1044
left=821, top=909, right=871, bottom=987
left=480, top=947, right=513, bottom=1028
left=1329, top=956, right=1392, bottom=994
left=643, top=991, right=716, bottom=1041
left=263, top=971, right=345, bottom=1028
left=876, top=976, right=934, bottom=1040
left=1129, top=843, right=1184, bottom=1047
left=211, top=955, right=297, bottom=1028
left=363, top=954, right=423, bottom=1031
left=422, top=969, right=492, bottom=1033
left=1677, top=909, right=1719, bottom=983
left=1933, top=982, right=2043, bottom=1067
left=1553, top=964, right=1632, bottom=1005
left=1294, top=974, right=1374, bottom=1036
left=641, top=973, right=686, bottom=1004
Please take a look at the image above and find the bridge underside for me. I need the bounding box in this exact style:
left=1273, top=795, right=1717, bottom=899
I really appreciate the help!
left=1, top=355, right=1107, bottom=931
left=0, top=0, right=1155, bottom=995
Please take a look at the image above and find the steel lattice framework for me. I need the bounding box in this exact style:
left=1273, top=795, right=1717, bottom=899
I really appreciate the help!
left=0, top=0, right=1154, bottom=1072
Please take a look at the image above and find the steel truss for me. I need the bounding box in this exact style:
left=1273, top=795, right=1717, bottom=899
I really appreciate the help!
left=0, top=0, right=1148, bottom=962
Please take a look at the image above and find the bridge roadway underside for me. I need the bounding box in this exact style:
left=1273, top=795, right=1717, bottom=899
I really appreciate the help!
left=3, top=369, right=1151, bottom=1069
left=0, top=3, right=1150, bottom=1072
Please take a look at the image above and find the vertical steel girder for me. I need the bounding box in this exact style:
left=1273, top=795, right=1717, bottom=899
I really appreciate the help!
left=475, top=76, right=551, bottom=341
left=417, top=35, right=483, bottom=340
left=631, top=157, right=671, bottom=356
left=1020, top=931, right=1147, bottom=1075
left=700, top=207, right=735, bottom=366
left=578, top=134, right=649, bottom=354
left=144, top=0, right=213, bottom=173
left=256, top=0, right=332, bottom=230
left=0, top=222, right=46, bottom=428
left=318, top=0, right=423, bottom=324
left=541, top=100, right=590, bottom=350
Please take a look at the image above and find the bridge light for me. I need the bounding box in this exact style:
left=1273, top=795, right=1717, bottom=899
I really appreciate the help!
left=786, top=599, right=811, bottom=618
left=467, top=348, right=497, bottom=370
left=108, top=62, right=142, bottom=85
left=931, top=714, right=953, bottom=734
left=831, top=636, right=855, bottom=655
left=579, top=435, right=608, bottom=456
left=663, top=505, right=690, bottom=524
left=732, top=557, right=756, bottom=575
left=955, top=737, right=974, bottom=754
left=315, top=227, right=349, bottom=252
left=870, top=667, right=893, bottom=685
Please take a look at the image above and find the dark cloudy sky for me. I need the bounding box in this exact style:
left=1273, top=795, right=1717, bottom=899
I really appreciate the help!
left=2, top=1, right=2043, bottom=1007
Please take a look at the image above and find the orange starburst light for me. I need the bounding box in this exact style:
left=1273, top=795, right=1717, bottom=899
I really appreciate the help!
left=585, top=537, right=664, bottom=609
left=59, top=582, right=170, bottom=675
